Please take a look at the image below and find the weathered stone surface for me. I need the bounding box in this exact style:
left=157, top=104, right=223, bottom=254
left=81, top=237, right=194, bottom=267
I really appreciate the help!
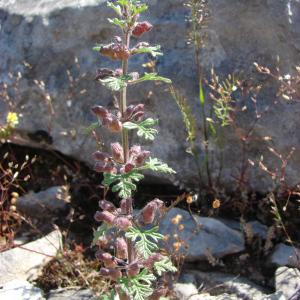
left=0, top=229, right=62, bottom=284
left=185, top=270, right=269, bottom=300
left=275, top=267, right=300, bottom=300
left=0, top=279, right=45, bottom=300
left=16, top=186, right=70, bottom=218
left=270, top=243, right=300, bottom=268
left=47, top=288, right=95, bottom=300
left=218, top=219, right=268, bottom=240
left=260, top=292, right=286, bottom=300
left=159, top=208, right=245, bottom=261
left=173, top=283, right=240, bottom=300
left=1, top=0, right=300, bottom=192
left=173, top=283, right=200, bottom=300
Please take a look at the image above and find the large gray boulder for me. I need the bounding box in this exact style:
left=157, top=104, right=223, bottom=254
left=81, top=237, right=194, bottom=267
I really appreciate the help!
left=1, top=0, right=300, bottom=191
left=159, top=208, right=244, bottom=261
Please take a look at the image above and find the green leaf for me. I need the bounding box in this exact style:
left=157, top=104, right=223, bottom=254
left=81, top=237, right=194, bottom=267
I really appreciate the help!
left=199, top=79, right=205, bottom=106
left=126, top=226, right=164, bottom=258
left=132, top=45, right=163, bottom=57
left=131, top=3, right=148, bottom=16
left=118, top=269, right=155, bottom=300
left=107, top=17, right=127, bottom=29
left=82, top=122, right=100, bottom=135
left=123, top=118, right=158, bottom=141
left=103, top=170, right=144, bottom=198
left=93, top=43, right=103, bottom=52
left=142, top=157, right=176, bottom=174
left=100, top=289, right=116, bottom=300
left=154, top=256, right=177, bottom=276
left=92, top=223, right=108, bottom=246
left=107, top=1, right=122, bottom=16
left=133, top=73, right=172, bottom=84
left=99, top=76, right=128, bottom=92
left=117, top=0, right=129, bottom=6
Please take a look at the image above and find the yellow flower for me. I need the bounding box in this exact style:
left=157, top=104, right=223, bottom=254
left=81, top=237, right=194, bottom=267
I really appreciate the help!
left=6, top=112, right=19, bottom=127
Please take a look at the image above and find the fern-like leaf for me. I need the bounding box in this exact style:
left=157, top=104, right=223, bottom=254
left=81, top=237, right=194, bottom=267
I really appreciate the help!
left=125, top=226, right=164, bottom=258
left=154, top=256, right=177, bottom=276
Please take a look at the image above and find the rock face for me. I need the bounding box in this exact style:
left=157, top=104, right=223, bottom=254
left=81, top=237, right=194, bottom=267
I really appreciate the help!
left=1, top=0, right=300, bottom=191
left=275, top=267, right=300, bottom=300
left=0, top=229, right=62, bottom=284
left=0, top=280, right=44, bottom=300
left=270, top=243, right=300, bottom=268
left=159, top=208, right=245, bottom=261
left=16, top=186, right=70, bottom=218
left=47, top=288, right=95, bottom=300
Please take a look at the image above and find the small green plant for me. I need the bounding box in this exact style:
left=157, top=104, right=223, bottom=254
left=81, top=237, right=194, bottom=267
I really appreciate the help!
left=90, top=1, right=177, bottom=299
left=171, top=0, right=268, bottom=196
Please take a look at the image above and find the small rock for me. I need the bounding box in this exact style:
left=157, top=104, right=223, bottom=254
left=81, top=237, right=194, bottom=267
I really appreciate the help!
left=179, top=272, right=198, bottom=285
left=173, top=283, right=240, bottom=300
left=173, top=283, right=199, bottom=300
left=247, top=221, right=268, bottom=240
left=270, top=244, right=300, bottom=268
left=16, top=186, right=70, bottom=218
left=0, top=229, right=62, bottom=284
left=275, top=267, right=300, bottom=300
left=0, top=279, right=44, bottom=300
left=260, top=291, right=286, bottom=300
left=159, top=208, right=245, bottom=261
left=47, top=288, right=95, bottom=300
left=184, top=270, right=270, bottom=300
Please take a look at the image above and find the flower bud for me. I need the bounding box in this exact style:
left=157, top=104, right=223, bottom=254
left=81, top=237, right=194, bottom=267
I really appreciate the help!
left=128, top=262, right=140, bottom=277
left=111, top=142, right=124, bottom=163
left=100, top=267, right=122, bottom=281
left=99, top=43, right=130, bottom=60
left=132, top=21, right=153, bottom=37
left=141, top=199, right=163, bottom=224
left=129, top=145, right=141, bottom=157
left=94, top=162, right=117, bottom=174
left=107, top=118, right=123, bottom=133
left=95, top=68, right=115, bottom=81
left=132, top=104, right=144, bottom=114
left=132, top=111, right=144, bottom=122
left=94, top=211, right=115, bottom=225
left=124, top=162, right=135, bottom=173
left=144, top=253, right=162, bottom=268
left=93, top=151, right=110, bottom=162
left=96, top=251, right=117, bottom=268
left=120, top=198, right=133, bottom=215
left=114, top=216, right=132, bottom=231
left=135, top=150, right=150, bottom=166
left=123, top=105, right=135, bottom=120
left=99, top=199, right=116, bottom=212
left=91, top=106, right=109, bottom=118
left=116, top=237, right=128, bottom=260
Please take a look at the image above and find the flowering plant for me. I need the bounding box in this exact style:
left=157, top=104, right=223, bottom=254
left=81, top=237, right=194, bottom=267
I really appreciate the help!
left=91, top=1, right=177, bottom=299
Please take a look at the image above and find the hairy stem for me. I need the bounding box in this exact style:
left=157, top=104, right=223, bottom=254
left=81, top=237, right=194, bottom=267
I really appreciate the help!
left=121, top=31, right=130, bottom=163
left=120, top=28, right=134, bottom=264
